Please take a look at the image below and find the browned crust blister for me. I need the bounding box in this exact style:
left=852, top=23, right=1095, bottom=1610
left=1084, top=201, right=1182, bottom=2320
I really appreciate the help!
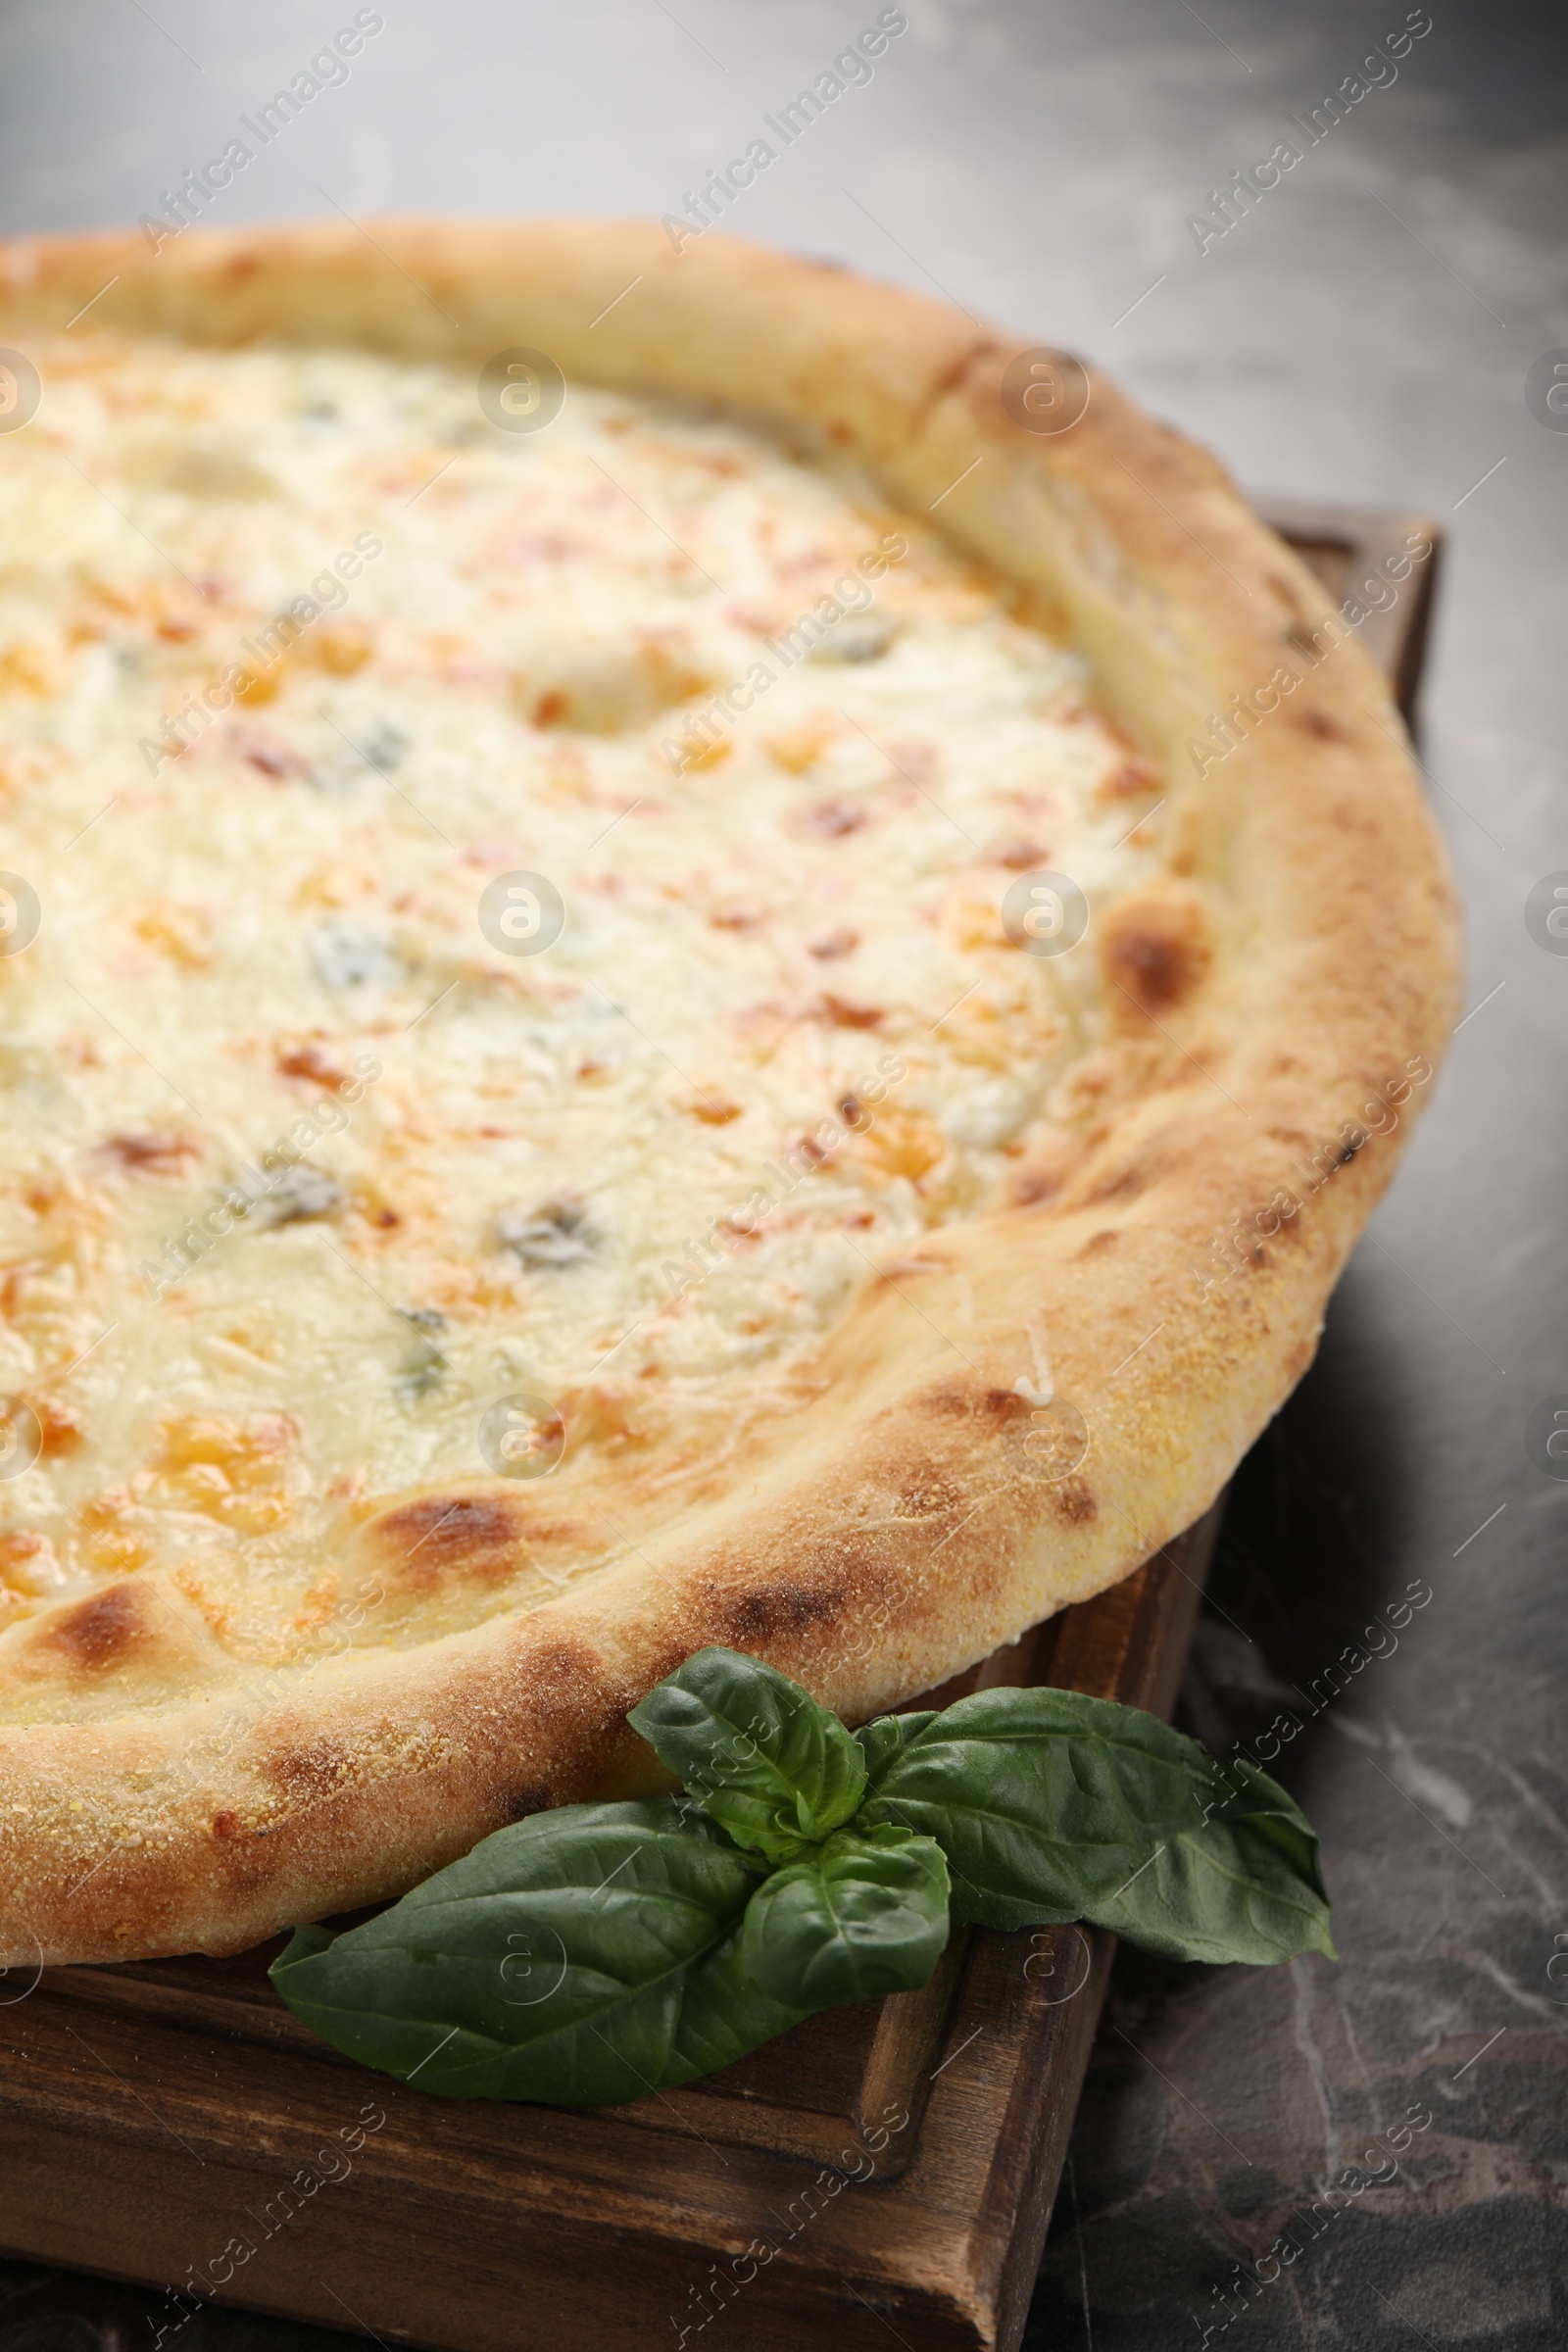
left=0, top=220, right=1460, bottom=1963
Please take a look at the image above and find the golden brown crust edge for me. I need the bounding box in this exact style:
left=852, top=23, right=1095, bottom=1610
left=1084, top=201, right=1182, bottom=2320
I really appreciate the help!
left=0, top=220, right=1461, bottom=1963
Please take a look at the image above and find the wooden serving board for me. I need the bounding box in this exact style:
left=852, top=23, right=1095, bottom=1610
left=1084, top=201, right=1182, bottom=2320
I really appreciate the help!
left=0, top=498, right=1439, bottom=2352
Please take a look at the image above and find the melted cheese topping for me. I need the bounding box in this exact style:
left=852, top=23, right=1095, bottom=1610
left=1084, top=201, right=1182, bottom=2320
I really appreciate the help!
left=0, top=333, right=1162, bottom=1697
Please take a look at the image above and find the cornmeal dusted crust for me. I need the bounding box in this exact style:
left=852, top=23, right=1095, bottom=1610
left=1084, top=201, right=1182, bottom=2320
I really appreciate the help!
left=0, top=220, right=1459, bottom=1965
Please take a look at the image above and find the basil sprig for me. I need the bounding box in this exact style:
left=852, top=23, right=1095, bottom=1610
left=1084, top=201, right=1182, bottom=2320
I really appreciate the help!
left=270, top=1647, right=1333, bottom=2106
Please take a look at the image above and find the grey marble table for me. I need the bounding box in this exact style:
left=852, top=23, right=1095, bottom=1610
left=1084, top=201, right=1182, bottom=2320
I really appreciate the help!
left=0, top=2, right=1563, bottom=2345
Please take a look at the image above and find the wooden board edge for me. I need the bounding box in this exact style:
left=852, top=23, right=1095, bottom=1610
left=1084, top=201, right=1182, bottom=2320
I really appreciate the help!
left=1252, top=491, right=1444, bottom=726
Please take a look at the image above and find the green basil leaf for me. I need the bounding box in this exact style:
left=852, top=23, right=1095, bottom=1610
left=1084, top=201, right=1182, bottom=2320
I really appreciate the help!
left=858, top=1687, right=1187, bottom=1927
left=1084, top=1753, right=1333, bottom=1961
left=628, top=1645, right=865, bottom=1856
left=270, top=1799, right=806, bottom=2106
left=1214, top=1760, right=1329, bottom=1901
left=857, top=1688, right=1332, bottom=1964
left=741, top=1825, right=951, bottom=2008
left=661, top=1920, right=816, bottom=2083
left=1083, top=1810, right=1336, bottom=1965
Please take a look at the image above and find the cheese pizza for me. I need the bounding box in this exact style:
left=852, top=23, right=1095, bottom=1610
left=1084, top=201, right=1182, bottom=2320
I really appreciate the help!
left=0, top=222, right=1458, bottom=1964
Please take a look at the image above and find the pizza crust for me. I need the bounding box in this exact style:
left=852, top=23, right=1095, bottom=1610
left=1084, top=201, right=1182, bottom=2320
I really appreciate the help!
left=0, top=220, right=1459, bottom=1964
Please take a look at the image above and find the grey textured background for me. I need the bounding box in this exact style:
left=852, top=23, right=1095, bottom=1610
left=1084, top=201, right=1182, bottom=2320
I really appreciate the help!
left=0, top=2, right=1564, bottom=2345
